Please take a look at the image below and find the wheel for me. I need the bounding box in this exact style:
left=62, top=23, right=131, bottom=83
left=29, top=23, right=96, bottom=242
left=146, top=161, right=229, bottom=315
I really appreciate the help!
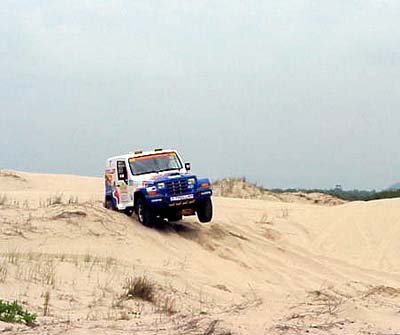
left=196, top=198, right=213, bottom=223
left=168, top=214, right=182, bottom=222
left=124, top=207, right=134, bottom=216
left=104, top=197, right=116, bottom=211
left=136, top=198, right=156, bottom=227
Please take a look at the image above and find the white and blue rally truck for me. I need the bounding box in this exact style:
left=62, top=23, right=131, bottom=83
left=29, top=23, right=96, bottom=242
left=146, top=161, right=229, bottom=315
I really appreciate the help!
left=104, top=148, right=213, bottom=226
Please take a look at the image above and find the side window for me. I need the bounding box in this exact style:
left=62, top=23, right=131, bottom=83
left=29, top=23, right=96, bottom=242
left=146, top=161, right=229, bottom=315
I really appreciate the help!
left=117, top=161, right=128, bottom=182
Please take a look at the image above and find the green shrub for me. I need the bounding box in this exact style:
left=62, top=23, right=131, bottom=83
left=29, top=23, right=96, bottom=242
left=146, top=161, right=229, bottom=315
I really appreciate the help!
left=0, top=299, right=36, bottom=326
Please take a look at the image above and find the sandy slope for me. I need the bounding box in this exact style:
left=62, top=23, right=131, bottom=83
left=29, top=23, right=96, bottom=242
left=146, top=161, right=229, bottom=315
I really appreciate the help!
left=1, top=170, right=400, bottom=334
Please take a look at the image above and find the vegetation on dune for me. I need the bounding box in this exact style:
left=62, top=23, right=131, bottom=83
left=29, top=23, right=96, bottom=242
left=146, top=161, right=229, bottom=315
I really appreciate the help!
left=0, top=194, right=7, bottom=206
left=0, top=299, right=36, bottom=326
left=213, top=178, right=400, bottom=201
left=122, top=275, right=177, bottom=314
left=270, top=188, right=400, bottom=201
left=124, top=275, right=155, bottom=302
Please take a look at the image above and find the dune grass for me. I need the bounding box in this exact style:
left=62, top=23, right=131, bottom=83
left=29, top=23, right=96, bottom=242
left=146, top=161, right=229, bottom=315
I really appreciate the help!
left=0, top=299, right=36, bottom=326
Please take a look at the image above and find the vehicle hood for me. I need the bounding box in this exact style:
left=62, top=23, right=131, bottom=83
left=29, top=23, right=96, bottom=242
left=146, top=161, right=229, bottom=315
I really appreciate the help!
left=141, top=171, right=195, bottom=184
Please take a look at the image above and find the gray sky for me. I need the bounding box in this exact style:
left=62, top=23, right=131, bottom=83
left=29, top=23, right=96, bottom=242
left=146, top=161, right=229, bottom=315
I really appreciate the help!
left=1, top=0, right=399, bottom=190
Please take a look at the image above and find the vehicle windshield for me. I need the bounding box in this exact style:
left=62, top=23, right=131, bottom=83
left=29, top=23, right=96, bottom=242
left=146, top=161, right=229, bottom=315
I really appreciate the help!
left=129, top=152, right=182, bottom=175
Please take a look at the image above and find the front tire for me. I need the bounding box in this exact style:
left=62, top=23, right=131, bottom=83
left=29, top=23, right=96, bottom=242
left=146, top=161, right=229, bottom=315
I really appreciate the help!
left=136, top=198, right=156, bottom=227
left=197, top=198, right=213, bottom=223
left=124, top=207, right=134, bottom=216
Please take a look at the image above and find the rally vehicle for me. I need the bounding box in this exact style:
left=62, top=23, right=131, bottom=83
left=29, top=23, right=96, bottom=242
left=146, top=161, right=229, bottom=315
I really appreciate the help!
left=104, top=149, right=213, bottom=226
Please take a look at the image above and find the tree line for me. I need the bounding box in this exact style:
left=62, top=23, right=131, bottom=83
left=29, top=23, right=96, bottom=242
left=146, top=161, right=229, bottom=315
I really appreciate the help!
left=268, top=188, right=400, bottom=201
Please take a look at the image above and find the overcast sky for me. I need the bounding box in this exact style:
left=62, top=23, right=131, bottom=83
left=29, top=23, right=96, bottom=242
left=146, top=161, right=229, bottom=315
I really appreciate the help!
left=1, top=0, right=399, bottom=190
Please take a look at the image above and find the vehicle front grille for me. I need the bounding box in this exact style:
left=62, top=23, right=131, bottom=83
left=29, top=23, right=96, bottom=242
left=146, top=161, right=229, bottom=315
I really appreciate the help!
left=165, top=179, right=189, bottom=195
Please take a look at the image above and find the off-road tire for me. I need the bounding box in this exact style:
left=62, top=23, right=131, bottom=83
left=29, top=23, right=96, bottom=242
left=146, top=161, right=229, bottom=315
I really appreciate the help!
left=124, top=207, right=134, bottom=216
left=136, top=198, right=156, bottom=227
left=197, top=198, right=213, bottom=223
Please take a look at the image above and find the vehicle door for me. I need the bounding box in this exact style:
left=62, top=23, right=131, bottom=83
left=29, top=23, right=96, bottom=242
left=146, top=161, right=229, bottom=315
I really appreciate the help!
left=116, top=160, right=130, bottom=204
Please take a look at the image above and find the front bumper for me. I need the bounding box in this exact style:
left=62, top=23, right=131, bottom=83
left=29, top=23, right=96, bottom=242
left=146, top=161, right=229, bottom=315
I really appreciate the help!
left=146, top=189, right=212, bottom=208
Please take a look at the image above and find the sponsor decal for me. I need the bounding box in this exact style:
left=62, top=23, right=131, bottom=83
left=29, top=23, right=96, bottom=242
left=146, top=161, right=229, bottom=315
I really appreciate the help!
left=129, top=152, right=175, bottom=162
left=112, top=190, right=120, bottom=204
left=120, top=193, right=130, bottom=202
left=167, top=175, right=181, bottom=179
left=170, top=194, right=194, bottom=202
left=105, top=173, right=113, bottom=185
left=118, top=183, right=128, bottom=192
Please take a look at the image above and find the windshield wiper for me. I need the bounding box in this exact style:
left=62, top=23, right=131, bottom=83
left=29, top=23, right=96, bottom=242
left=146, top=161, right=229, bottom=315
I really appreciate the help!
left=146, top=170, right=159, bottom=174
left=158, top=168, right=179, bottom=173
left=133, top=170, right=158, bottom=175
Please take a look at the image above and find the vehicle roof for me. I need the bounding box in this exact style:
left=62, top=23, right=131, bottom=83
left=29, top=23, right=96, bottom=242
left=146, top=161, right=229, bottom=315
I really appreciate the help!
left=106, top=149, right=178, bottom=162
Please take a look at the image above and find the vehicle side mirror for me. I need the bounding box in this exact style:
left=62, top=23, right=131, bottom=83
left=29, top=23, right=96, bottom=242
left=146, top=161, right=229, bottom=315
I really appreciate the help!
left=185, top=162, right=191, bottom=172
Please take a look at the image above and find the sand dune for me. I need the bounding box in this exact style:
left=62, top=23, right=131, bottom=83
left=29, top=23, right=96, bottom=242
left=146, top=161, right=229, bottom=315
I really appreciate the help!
left=1, top=170, right=400, bottom=334
left=212, top=178, right=346, bottom=206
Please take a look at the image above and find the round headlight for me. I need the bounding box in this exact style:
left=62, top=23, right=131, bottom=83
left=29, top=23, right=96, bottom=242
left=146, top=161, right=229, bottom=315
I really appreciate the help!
left=157, top=182, right=166, bottom=189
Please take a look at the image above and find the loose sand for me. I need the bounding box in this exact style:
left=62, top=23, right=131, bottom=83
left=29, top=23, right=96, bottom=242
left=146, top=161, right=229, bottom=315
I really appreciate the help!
left=1, top=170, right=400, bottom=334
